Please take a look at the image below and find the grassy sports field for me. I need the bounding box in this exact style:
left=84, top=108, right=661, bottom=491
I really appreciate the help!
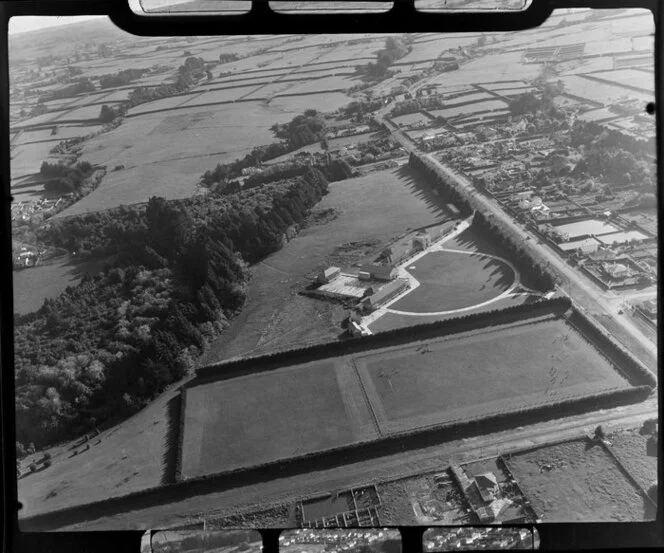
left=180, top=359, right=378, bottom=479
left=355, top=318, right=630, bottom=435
left=389, top=249, right=515, bottom=313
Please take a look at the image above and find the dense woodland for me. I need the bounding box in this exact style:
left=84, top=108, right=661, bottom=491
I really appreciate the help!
left=15, top=168, right=330, bottom=451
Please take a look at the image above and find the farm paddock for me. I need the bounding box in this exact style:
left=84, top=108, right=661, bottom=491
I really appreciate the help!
left=179, top=308, right=635, bottom=480
left=504, top=439, right=655, bottom=522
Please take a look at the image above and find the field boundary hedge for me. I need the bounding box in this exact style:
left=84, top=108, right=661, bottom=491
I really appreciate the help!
left=192, top=297, right=572, bottom=385
left=21, top=383, right=650, bottom=531
left=174, top=389, right=187, bottom=483
left=566, top=309, right=657, bottom=388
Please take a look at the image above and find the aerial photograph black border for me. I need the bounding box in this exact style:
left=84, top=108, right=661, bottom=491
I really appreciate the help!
left=0, top=0, right=662, bottom=551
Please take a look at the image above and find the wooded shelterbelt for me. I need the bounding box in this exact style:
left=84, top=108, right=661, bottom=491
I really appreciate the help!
left=15, top=167, right=330, bottom=452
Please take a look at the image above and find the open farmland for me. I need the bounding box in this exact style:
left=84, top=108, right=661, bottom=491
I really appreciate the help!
left=505, top=439, right=655, bottom=521
left=388, top=249, right=515, bottom=314
left=54, top=101, right=317, bottom=217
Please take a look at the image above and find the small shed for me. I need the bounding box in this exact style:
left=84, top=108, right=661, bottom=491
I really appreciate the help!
left=317, top=266, right=341, bottom=284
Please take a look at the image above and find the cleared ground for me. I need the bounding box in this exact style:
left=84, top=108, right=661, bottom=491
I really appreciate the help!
left=180, top=360, right=378, bottom=479
left=608, top=427, right=657, bottom=492
left=389, top=249, right=515, bottom=313
left=356, top=318, right=630, bottom=435
left=505, top=439, right=654, bottom=522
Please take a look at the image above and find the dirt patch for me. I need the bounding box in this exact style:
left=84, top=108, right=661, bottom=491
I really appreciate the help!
left=608, top=427, right=658, bottom=492
left=505, top=439, right=653, bottom=522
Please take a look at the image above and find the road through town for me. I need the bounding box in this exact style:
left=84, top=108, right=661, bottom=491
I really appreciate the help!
left=375, top=110, right=658, bottom=370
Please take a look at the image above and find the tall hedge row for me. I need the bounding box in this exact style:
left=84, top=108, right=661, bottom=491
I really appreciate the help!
left=408, top=152, right=557, bottom=292
left=193, top=297, right=571, bottom=383
left=567, top=310, right=657, bottom=388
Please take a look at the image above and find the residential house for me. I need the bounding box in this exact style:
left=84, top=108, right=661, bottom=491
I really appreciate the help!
left=359, top=279, right=409, bottom=311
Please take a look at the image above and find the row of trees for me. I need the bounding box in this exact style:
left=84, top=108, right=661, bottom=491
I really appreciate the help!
left=408, top=152, right=556, bottom=291
left=16, top=168, right=331, bottom=449
left=125, top=56, right=207, bottom=110
left=472, top=210, right=556, bottom=291
left=99, top=68, right=150, bottom=89
left=40, top=77, right=95, bottom=102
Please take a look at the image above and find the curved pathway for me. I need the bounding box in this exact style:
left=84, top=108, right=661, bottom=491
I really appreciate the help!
left=362, top=218, right=541, bottom=326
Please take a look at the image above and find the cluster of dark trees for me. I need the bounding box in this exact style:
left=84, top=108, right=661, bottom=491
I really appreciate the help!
left=41, top=77, right=95, bottom=102
left=219, top=53, right=240, bottom=63
left=16, top=168, right=330, bottom=449
left=201, top=110, right=328, bottom=186
left=509, top=81, right=565, bottom=117
left=99, top=68, right=150, bottom=89
left=361, top=35, right=414, bottom=80
left=391, top=95, right=446, bottom=117
left=472, top=210, right=555, bottom=291
left=54, top=65, right=84, bottom=84
left=98, top=104, right=118, bottom=123
left=568, top=121, right=655, bottom=189
left=270, top=109, right=327, bottom=149
left=39, top=160, right=94, bottom=194
left=126, top=56, right=206, bottom=110
left=341, top=98, right=385, bottom=117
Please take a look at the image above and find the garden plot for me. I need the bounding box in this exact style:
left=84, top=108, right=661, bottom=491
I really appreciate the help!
left=505, top=439, right=654, bottom=522
left=355, top=317, right=630, bottom=436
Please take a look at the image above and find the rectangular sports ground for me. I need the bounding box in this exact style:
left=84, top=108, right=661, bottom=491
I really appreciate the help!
left=179, top=312, right=635, bottom=480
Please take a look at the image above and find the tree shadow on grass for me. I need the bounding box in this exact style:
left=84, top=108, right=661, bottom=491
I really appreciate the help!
left=394, top=165, right=449, bottom=220
left=161, top=394, right=181, bottom=486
